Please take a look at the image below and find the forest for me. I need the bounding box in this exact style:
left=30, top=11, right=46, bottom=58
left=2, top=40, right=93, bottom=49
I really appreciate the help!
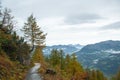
left=0, top=5, right=120, bottom=80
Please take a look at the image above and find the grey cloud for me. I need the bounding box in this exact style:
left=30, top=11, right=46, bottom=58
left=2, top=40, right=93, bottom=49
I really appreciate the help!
left=101, top=21, right=120, bottom=30
left=1, top=0, right=120, bottom=45
left=64, top=14, right=103, bottom=25
left=2, top=0, right=120, bottom=19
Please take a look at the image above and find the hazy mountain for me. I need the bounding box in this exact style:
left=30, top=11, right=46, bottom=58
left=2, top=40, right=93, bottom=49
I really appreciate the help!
left=43, top=44, right=83, bottom=55
left=76, top=40, right=120, bottom=76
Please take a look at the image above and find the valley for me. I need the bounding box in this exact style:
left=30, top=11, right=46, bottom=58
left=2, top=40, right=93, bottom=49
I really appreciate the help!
left=43, top=40, right=120, bottom=76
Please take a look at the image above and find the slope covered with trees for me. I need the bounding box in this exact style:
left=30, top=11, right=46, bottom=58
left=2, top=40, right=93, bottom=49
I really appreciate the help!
left=0, top=8, right=30, bottom=79
left=0, top=4, right=47, bottom=80
left=76, top=40, right=120, bottom=76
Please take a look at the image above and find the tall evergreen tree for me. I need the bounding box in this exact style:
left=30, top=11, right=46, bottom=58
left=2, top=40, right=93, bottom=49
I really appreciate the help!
left=88, top=70, right=107, bottom=80
left=59, top=49, right=65, bottom=70
left=32, top=46, right=45, bottom=64
left=49, top=49, right=61, bottom=67
left=22, top=14, right=46, bottom=53
left=0, top=8, right=15, bottom=34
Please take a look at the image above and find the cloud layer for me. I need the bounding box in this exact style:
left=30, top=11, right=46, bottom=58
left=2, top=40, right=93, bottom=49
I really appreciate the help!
left=64, top=13, right=103, bottom=25
left=101, top=21, right=120, bottom=30
left=2, top=0, right=120, bottom=45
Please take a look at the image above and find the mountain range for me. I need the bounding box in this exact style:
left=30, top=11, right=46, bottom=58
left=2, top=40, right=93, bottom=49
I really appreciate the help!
left=43, top=44, right=83, bottom=55
left=76, top=40, right=120, bottom=76
left=43, top=40, right=120, bottom=76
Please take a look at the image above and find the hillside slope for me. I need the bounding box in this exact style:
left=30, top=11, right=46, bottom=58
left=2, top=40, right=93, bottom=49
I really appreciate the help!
left=76, top=40, right=120, bottom=76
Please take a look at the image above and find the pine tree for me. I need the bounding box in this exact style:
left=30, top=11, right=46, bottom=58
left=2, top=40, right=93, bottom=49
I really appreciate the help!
left=22, top=14, right=46, bottom=52
left=70, top=53, right=84, bottom=76
left=32, top=46, right=44, bottom=63
left=88, top=70, right=107, bottom=80
left=59, top=49, right=65, bottom=70
left=0, top=8, right=15, bottom=34
left=49, top=49, right=61, bottom=67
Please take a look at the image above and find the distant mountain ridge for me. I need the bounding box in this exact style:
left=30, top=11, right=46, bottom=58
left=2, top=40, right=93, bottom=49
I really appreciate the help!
left=43, top=40, right=120, bottom=76
left=76, top=40, right=120, bottom=76
left=43, top=44, right=83, bottom=54
left=79, top=40, right=120, bottom=53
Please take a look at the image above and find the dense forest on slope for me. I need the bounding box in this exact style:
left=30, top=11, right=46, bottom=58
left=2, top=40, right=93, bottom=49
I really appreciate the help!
left=76, top=40, right=120, bottom=76
left=0, top=5, right=120, bottom=80
left=0, top=8, right=30, bottom=79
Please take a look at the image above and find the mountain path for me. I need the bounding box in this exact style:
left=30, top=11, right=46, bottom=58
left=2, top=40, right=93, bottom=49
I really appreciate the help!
left=25, top=63, right=41, bottom=80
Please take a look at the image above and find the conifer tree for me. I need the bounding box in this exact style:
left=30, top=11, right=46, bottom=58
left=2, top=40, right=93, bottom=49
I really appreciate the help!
left=49, top=49, right=61, bottom=67
left=22, top=14, right=46, bottom=53
left=88, top=70, right=107, bottom=80
left=0, top=8, right=15, bottom=34
left=32, top=46, right=44, bottom=63
left=59, top=49, right=65, bottom=70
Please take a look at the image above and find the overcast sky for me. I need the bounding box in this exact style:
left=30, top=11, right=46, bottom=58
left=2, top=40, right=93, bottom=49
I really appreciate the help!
left=2, top=0, right=120, bottom=45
